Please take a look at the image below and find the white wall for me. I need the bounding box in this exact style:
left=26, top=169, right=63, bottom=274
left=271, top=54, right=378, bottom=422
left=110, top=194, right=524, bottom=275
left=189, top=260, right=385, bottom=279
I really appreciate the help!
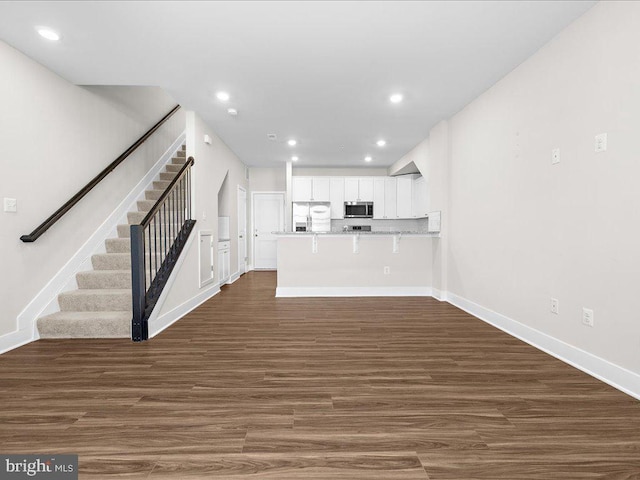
left=156, top=111, right=248, bottom=320
left=414, top=2, right=640, bottom=382
left=249, top=167, right=286, bottom=192
left=0, top=41, right=183, bottom=344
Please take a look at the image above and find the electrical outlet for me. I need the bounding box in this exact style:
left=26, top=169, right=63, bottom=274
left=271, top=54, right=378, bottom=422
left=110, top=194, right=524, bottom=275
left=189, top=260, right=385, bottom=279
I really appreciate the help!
left=3, top=197, right=17, bottom=213
left=383, top=266, right=390, bottom=275
left=595, top=133, right=607, bottom=152
left=551, top=148, right=560, bottom=165
left=582, top=308, right=594, bottom=327
left=551, top=298, right=559, bottom=315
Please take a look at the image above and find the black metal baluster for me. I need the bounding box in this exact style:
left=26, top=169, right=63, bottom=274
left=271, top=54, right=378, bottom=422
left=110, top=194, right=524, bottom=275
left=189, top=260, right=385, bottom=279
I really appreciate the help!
left=153, top=216, right=157, bottom=282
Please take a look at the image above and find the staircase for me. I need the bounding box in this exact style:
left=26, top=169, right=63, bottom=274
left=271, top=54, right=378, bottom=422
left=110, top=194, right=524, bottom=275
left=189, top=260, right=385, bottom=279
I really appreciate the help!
left=37, top=146, right=188, bottom=338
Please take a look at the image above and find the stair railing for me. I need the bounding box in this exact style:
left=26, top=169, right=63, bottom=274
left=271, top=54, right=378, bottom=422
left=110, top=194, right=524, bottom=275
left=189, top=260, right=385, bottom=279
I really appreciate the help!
left=20, top=105, right=181, bottom=243
left=130, top=156, right=196, bottom=341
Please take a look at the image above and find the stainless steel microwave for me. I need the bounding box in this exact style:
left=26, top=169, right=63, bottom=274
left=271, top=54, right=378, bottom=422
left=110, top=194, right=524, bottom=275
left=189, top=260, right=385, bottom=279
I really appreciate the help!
left=344, top=201, right=373, bottom=218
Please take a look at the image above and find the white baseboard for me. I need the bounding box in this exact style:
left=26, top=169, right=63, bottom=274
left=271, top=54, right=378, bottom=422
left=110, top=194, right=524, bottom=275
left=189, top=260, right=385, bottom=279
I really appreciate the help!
left=432, top=288, right=447, bottom=301
left=149, top=284, right=220, bottom=338
left=446, top=291, right=640, bottom=401
left=276, top=286, right=432, bottom=297
left=13, top=132, right=186, bottom=351
left=0, top=328, right=33, bottom=355
left=227, top=271, right=241, bottom=284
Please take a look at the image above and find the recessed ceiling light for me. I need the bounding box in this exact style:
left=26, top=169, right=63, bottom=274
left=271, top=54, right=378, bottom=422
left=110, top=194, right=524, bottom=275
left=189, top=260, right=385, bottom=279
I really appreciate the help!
left=216, top=91, right=230, bottom=102
left=291, top=156, right=299, bottom=162
left=364, top=156, right=372, bottom=162
left=227, top=108, right=238, bottom=116
left=36, top=27, right=60, bottom=41
left=376, top=139, right=387, bottom=147
left=390, top=93, right=403, bottom=104
left=287, top=139, right=297, bottom=147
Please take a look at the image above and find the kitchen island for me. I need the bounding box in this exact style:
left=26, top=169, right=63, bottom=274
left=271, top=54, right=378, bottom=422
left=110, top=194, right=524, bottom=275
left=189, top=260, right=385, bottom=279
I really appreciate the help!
left=275, top=231, right=438, bottom=297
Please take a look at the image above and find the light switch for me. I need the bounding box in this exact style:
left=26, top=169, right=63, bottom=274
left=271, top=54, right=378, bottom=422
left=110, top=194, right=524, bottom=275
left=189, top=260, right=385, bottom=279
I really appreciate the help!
left=3, top=197, right=17, bottom=213
left=551, top=148, right=560, bottom=165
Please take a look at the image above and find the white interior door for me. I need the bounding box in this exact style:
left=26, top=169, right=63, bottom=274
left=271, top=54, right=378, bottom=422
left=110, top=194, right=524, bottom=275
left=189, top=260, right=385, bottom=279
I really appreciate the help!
left=237, top=186, right=247, bottom=274
left=253, top=192, right=285, bottom=270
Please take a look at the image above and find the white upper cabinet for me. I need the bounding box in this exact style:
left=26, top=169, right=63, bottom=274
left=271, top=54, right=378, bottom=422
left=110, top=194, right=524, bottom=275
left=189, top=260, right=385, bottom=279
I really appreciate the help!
left=329, top=177, right=345, bottom=219
left=373, top=178, right=386, bottom=219
left=312, top=177, right=331, bottom=202
left=412, top=175, right=428, bottom=218
left=292, top=177, right=313, bottom=202
left=292, top=176, right=331, bottom=202
left=344, top=178, right=360, bottom=202
left=344, top=177, right=373, bottom=202
left=358, top=178, right=374, bottom=202
left=396, top=175, right=413, bottom=219
left=384, top=177, right=398, bottom=219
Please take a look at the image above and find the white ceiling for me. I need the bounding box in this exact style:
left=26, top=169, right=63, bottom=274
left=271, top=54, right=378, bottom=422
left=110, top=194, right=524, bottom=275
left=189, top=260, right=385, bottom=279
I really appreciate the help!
left=0, top=1, right=596, bottom=167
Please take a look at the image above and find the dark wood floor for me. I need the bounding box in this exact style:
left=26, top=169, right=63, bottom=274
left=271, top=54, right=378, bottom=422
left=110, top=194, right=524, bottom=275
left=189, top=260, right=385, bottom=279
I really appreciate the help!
left=1, top=271, right=639, bottom=479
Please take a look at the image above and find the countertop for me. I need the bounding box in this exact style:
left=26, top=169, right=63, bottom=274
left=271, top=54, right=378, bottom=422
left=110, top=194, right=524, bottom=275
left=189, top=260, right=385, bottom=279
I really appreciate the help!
left=273, top=231, right=440, bottom=237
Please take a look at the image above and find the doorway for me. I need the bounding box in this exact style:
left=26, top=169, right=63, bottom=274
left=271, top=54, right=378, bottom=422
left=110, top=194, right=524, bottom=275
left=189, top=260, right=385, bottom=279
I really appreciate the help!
left=252, top=192, right=285, bottom=270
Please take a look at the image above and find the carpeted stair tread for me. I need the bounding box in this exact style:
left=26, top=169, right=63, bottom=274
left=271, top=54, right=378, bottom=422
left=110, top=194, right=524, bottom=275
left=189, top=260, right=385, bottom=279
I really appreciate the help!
left=77, top=270, right=130, bottom=289
left=92, top=253, right=130, bottom=270
left=159, top=171, right=179, bottom=181
left=37, top=311, right=130, bottom=338
left=145, top=189, right=165, bottom=201
left=105, top=238, right=131, bottom=253
left=58, top=289, right=131, bottom=312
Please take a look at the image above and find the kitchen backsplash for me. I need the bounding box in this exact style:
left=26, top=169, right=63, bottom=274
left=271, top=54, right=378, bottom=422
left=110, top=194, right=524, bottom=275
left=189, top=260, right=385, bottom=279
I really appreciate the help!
left=331, top=217, right=428, bottom=233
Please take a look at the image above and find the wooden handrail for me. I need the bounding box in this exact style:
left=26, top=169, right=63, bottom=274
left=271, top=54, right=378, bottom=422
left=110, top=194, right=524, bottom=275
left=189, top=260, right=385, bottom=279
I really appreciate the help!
left=20, top=105, right=181, bottom=243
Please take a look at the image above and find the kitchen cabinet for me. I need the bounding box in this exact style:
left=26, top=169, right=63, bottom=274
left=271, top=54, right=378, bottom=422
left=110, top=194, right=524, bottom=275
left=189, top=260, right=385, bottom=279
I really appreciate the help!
left=329, top=177, right=345, bottom=219
left=373, top=178, right=385, bottom=219
left=312, top=177, right=330, bottom=201
left=412, top=175, right=428, bottom=218
left=373, top=177, right=398, bottom=219
left=218, top=240, right=230, bottom=285
left=396, top=175, right=413, bottom=219
left=292, top=177, right=312, bottom=202
left=384, top=177, right=398, bottom=219
left=344, top=177, right=374, bottom=202
left=293, top=176, right=330, bottom=202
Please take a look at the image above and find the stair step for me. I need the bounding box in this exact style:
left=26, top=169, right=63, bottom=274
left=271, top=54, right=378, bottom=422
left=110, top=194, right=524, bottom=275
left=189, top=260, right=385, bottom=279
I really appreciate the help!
left=177, top=149, right=186, bottom=157
left=145, top=189, right=164, bottom=201
left=117, top=223, right=186, bottom=238
left=37, top=311, right=130, bottom=338
left=77, top=270, right=131, bottom=289
left=58, top=289, right=131, bottom=312
left=159, top=171, right=178, bottom=181
left=137, top=199, right=156, bottom=211
left=127, top=211, right=147, bottom=224
left=153, top=180, right=171, bottom=190
left=105, top=238, right=131, bottom=253
left=171, top=156, right=187, bottom=165
left=165, top=163, right=182, bottom=173
left=92, top=253, right=130, bottom=270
